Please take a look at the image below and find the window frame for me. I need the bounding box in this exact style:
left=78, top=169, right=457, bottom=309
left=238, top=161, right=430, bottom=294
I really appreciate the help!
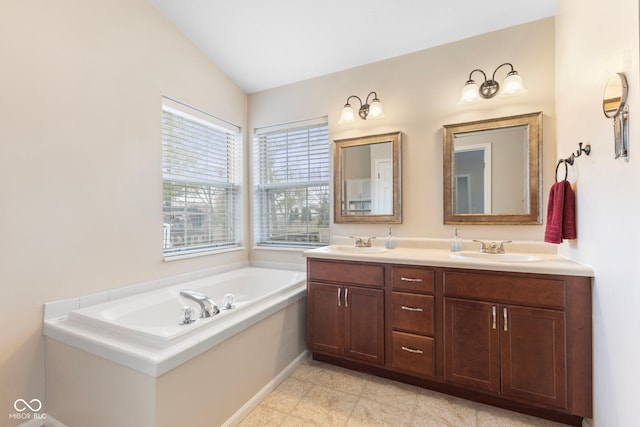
left=253, top=118, right=330, bottom=249
left=161, top=97, right=242, bottom=259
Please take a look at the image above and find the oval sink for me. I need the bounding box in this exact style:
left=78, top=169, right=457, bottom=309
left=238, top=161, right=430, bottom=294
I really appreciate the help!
left=325, top=245, right=388, bottom=254
left=449, top=251, right=543, bottom=263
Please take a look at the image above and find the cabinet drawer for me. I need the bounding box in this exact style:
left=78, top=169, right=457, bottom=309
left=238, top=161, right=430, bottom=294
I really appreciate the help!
left=391, top=292, right=434, bottom=335
left=308, top=259, right=384, bottom=287
left=443, top=271, right=565, bottom=309
left=391, top=266, right=434, bottom=293
left=392, top=331, right=434, bottom=377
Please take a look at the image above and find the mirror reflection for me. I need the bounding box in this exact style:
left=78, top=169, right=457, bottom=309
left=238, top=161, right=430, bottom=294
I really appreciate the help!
left=443, top=112, right=542, bottom=225
left=334, top=132, right=401, bottom=223
left=603, top=73, right=627, bottom=118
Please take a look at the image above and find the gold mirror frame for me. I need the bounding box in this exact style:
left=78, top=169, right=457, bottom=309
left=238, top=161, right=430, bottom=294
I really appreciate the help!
left=443, top=112, right=542, bottom=225
left=333, top=131, right=402, bottom=224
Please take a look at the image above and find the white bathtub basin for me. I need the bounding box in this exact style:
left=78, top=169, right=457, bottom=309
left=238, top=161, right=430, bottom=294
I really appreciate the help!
left=64, top=267, right=306, bottom=348
left=449, top=251, right=544, bottom=263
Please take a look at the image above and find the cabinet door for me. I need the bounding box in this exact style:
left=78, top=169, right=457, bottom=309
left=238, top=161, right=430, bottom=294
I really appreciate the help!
left=501, top=305, right=567, bottom=409
left=344, top=286, right=385, bottom=365
left=307, top=282, right=343, bottom=356
left=444, top=298, right=500, bottom=393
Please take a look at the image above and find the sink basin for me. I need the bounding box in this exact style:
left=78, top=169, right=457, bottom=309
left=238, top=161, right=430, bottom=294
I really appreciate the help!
left=325, top=245, right=388, bottom=254
left=449, top=251, right=543, bottom=263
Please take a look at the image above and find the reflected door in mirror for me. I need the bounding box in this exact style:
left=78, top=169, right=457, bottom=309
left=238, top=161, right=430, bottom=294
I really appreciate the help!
left=334, top=132, right=402, bottom=224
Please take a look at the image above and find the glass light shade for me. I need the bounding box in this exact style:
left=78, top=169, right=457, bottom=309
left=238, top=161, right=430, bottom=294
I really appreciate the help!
left=339, top=104, right=355, bottom=123
left=459, top=81, right=480, bottom=104
left=501, top=72, right=526, bottom=96
left=368, top=99, right=384, bottom=119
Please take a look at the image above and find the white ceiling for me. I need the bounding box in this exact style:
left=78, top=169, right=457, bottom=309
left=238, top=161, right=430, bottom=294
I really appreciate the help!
left=149, top=0, right=557, bottom=94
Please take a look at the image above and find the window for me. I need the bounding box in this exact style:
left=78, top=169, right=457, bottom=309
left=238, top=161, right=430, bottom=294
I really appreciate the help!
left=254, top=118, right=330, bottom=248
left=162, top=97, right=241, bottom=257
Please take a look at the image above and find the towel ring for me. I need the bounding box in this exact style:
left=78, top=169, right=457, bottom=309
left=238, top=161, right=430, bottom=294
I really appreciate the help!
left=555, top=159, right=568, bottom=182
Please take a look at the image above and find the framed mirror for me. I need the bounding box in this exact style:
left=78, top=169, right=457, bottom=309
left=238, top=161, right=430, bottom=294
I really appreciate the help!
left=334, top=131, right=402, bottom=223
left=443, top=112, right=542, bottom=225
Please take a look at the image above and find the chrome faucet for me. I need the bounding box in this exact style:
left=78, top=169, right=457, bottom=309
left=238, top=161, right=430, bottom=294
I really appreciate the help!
left=180, top=289, right=220, bottom=318
left=350, top=236, right=375, bottom=247
left=473, top=240, right=512, bottom=254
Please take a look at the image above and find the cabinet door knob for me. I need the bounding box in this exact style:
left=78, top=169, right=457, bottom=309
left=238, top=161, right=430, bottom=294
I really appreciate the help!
left=345, top=288, right=349, bottom=307
left=401, top=346, right=424, bottom=354
left=337, top=288, right=341, bottom=307
left=401, top=305, right=423, bottom=312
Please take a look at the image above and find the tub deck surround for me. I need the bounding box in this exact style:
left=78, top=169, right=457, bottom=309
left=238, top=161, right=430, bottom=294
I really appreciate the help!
left=43, top=265, right=307, bottom=377
left=304, top=236, right=593, bottom=276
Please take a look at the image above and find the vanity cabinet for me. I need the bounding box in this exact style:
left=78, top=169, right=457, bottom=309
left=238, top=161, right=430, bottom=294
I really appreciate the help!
left=389, top=266, right=436, bottom=378
left=443, top=271, right=568, bottom=408
left=444, top=299, right=566, bottom=408
left=307, top=259, right=385, bottom=365
left=306, top=257, right=592, bottom=425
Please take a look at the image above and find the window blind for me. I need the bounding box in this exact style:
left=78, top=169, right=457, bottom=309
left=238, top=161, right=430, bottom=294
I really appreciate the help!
left=254, top=118, right=330, bottom=247
left=162, top=98, right=241, bottom=257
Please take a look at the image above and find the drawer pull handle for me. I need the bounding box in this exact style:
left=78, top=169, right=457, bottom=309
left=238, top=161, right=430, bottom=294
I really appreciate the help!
left=401, top=346, right=424, bottom=354
left=401, top=305, right=423, bottom=312
left=492, top=306, right=497, bottom=330
left=400, top=277, right=423, bottom=282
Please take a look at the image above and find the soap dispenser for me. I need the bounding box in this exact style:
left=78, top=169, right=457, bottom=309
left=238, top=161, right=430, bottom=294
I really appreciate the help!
left=385, top=227, right=396, bottom=249
left=450, top=228, right=462, bottom=252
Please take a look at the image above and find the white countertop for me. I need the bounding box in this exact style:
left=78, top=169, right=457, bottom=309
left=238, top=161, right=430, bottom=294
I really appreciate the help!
left=303, top=238, right=594, bottom=277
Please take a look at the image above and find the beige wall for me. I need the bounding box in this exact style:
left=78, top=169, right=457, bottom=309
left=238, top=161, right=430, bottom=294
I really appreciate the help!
left=0, top=0, right=248, bottom=422
left=249, top=18, right=556, bottom=265
left=556, top=1, right=640, bottom=426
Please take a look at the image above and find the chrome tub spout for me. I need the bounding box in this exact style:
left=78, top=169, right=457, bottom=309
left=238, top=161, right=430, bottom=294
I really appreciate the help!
left=180, top=289, right=220, bottom=318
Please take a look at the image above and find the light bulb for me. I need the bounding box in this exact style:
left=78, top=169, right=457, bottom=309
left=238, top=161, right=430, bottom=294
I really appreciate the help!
left=459, top=81, right=480, bottom=104
left=368, top=99, right=384, bottom=119
left=501, top=72, right=526, bottom=96
left=339, top=104, right=355, bottom=123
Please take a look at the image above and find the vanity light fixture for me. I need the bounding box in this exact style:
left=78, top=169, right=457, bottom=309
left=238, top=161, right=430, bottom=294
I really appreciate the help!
left=459, top=63, right=526, bottom=104
left=339, top=91, right=384, bottom=123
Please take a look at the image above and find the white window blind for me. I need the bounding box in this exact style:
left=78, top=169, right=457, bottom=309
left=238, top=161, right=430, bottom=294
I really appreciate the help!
left=254, top=118, right=330, bottom=247
left=162, top=98, right=241, bottom=257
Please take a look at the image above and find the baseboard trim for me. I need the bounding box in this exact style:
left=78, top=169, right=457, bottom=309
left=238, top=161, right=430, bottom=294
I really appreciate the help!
left=18, top=414, right=66, bottom=427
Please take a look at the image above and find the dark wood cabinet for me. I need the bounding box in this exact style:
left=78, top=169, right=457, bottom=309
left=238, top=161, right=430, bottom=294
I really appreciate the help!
left=344, top=286, right=384, bottom=364
left=307, top=260, right=385, bottom=365
left=306, top=257, right=592, bottom=425
left=501, top=304, right=566, bottom=408
left=443, top=271, right=570, bottom=410
left=389, top=266, right=436, bottom=378
left=444, top=298, right=500, bottom=392
left=444, top=299, right=566, bottom=409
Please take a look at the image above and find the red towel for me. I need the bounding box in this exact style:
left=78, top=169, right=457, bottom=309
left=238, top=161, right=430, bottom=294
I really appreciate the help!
left=544, top=181, right=576, bottom=244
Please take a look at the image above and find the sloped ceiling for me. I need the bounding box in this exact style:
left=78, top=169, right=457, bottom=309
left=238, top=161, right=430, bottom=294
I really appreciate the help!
left=150, top=0, right=556, bottom=93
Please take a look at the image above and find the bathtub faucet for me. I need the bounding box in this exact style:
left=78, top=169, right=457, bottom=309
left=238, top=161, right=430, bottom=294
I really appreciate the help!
left=179, top=290, right=220, bottom=318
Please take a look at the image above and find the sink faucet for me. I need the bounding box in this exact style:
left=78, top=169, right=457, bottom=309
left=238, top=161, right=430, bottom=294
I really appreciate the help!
left=180, top=289, right=220, bottom=318
left=350, top=236, right=375, bottom=247
left=473, top=240, right=512, bottom=254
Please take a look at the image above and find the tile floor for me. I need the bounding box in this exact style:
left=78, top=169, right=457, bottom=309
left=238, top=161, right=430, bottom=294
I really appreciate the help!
left=238, top=356, right=571, bottom=427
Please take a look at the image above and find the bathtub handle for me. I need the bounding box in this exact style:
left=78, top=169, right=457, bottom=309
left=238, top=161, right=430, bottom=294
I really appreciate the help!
left=337, top=287, right=341, bottom=307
